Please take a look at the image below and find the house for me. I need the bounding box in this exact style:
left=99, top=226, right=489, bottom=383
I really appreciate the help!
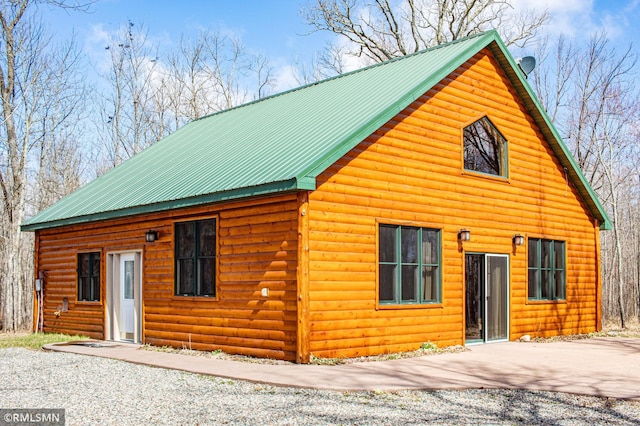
left=22, top=30, right=610, bottom=363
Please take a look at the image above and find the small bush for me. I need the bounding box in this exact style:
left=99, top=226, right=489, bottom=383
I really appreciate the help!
left=420, top=341, right=438, bottom=351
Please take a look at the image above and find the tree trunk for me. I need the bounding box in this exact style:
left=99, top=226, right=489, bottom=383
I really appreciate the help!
left=614, top=223, right=626, bottom=328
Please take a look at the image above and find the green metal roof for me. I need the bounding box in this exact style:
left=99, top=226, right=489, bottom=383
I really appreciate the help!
left=22, top=30, right=611, bottom=231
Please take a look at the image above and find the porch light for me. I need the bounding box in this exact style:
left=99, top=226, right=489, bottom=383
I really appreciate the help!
left=145, top=230, right=158, bottom=242
left=513, top=234, right=525, bottom=246
left=458, top=229, right=471, bottom=241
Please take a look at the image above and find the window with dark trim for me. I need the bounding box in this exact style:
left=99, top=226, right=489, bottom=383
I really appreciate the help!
left=175, top=218, right=216, bottom=297
left=528, top=238, right=565, bottom=300
left=78, top=252, right=100, bottom=302
left=379, top=224, right=441, bottom=305
left=463, top=116, right=508, bottom=177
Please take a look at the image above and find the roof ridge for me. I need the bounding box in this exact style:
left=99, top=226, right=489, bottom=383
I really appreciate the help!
left=194, top=30, right=494, bottom=123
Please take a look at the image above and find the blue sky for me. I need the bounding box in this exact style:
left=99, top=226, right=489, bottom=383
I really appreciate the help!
left=519, top=0, right=640, bottom=40
left=43, top=0, right=639, bottom=90
left=45, top=1, right=330, bottom=69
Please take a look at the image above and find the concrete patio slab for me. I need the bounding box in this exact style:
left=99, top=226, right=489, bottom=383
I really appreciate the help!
left=44, top=337, right=640, bottom=400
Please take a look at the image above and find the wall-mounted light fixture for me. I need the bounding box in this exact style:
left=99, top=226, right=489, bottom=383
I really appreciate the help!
left=513, top=234, right=525, bottom=246
left=145, top=230, right=159, bottom=243
left=458, top=229, right=471, bottom=242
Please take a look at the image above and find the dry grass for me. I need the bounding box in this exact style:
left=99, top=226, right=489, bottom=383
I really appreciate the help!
left=142, top=341, right=468, bottom=365
left=309, top=343, right=468, bottom=365
left=0, top=332, right=88, bottom=350
left=602, top=318, right=640, bottom=337
left=524, top=318, right=640, bottom=343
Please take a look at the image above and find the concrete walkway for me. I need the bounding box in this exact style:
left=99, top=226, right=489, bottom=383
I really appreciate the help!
left=44, top=337, right=640, bottom=400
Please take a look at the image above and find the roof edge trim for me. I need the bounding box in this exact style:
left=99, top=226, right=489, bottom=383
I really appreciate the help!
left=21, top=179, right=300, bottom=232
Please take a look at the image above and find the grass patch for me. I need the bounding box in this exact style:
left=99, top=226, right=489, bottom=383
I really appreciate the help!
left=602, top=319, right=640, bottom=338
left=141, top=344, right=289, bottom=365
left=521, top=319, right=640, bottom=343
left=142, top=341, right=467, bottom=365
left=0, top=332, right=88, bottom=350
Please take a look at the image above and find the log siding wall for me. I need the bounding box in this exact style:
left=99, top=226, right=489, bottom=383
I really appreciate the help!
left=36, top=194, right=300, bottom=361
left=306, top=49, right=599, bottom=358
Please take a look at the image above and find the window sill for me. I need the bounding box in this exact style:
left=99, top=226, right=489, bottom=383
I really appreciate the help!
left=75, top=300, right=102, bottom=305
left=172, top=295, right=219, bottom=302
left=526, top=299, right=567, bottom=305
left=377, top=302, right=443, bottom=310
left=461, top=170, right=510, bottom=183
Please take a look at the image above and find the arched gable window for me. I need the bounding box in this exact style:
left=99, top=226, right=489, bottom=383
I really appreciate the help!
left=463, top=116, right=507, bottom=177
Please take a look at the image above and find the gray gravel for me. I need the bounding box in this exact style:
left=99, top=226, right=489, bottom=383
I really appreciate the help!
left=1, top=348, right=639, bottom=425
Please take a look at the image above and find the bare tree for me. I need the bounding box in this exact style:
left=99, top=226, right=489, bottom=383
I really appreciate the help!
left=302, top=0, right=549, bottom=65
left=96, top=21, right=159, bottom=170
left=530, top=35, right=578, bottom=125
left=596, top=97, right=639, bottom=328
left=162, top=30, right=276, bottom=123
left=95, top=26, right=276, bottom=174
left=34, top=36, right=88, bottom=210
left=166, top=33, right=216, bottom=123
left=195, top=32, right=275, bottom=109
left=249, top=51, right=275, bottom=100
left=0, top=0, right=89, bottom=331
left=293, top=42, right=352, bottom=85
left=533, top=33, right=640, bottom=327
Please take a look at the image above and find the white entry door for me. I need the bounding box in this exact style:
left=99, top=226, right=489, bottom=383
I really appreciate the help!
left=119, top=253, right=136, bottom=341
left=107, top=252, right=141, bottom=343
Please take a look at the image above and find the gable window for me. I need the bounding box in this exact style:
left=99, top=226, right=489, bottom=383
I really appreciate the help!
left=175, top=218, right=216, bottom=297
left=78, top=252, right=100, bottom=302
left=379, top=224, right=441, bottom=305
left=528, top=238, right=565, bottom=300
left=463, top=116, right=507, bottom=177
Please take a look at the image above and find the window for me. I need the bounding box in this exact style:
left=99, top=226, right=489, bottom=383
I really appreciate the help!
left=379, top=224, right=441, bottom=305
left=528, top=238, right=565, bottom=300
left=463, top=116, right=507, bottom=177
left=124, top=260, right=134, bottom=300
left=78, top=252, right=100, bottom=302
left=175, top=218, right=216, bottom=297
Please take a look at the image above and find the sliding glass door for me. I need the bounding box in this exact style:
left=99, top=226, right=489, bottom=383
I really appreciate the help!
left=465, top=253, right=509, bottom=343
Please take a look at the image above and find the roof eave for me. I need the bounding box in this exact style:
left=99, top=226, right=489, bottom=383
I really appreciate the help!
left=21, top=178, right=303, bottom=232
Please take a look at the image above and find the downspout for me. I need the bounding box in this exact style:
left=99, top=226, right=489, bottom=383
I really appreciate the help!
left=594, top=218, right=602, bottom=332
left=32, top=231, right=40, bottom=333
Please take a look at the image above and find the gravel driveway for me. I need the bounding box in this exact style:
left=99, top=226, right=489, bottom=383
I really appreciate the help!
left=1, top=348, right=639, bottom=425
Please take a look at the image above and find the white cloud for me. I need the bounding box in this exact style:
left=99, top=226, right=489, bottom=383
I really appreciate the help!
left=272, top=63, right=303, bottom=92
left=84, top=24, right=112, bottom=73
left=512, top=0, right=630, bottom=40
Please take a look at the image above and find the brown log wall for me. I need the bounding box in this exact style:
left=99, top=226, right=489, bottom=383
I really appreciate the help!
left=36, top=194, right=300, bottom=361
left=306, top=49, right=600, bottom=358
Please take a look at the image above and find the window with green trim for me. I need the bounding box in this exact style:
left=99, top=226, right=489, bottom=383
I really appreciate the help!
left=379, top=224, right=441, bottom=305
left=528, top=238, right=565, bottom=300
left=78, top=252, right=100, bottom=302
left=175, top=219, right=216, bottom=297
left=463, top=116, right=508, bottom=177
